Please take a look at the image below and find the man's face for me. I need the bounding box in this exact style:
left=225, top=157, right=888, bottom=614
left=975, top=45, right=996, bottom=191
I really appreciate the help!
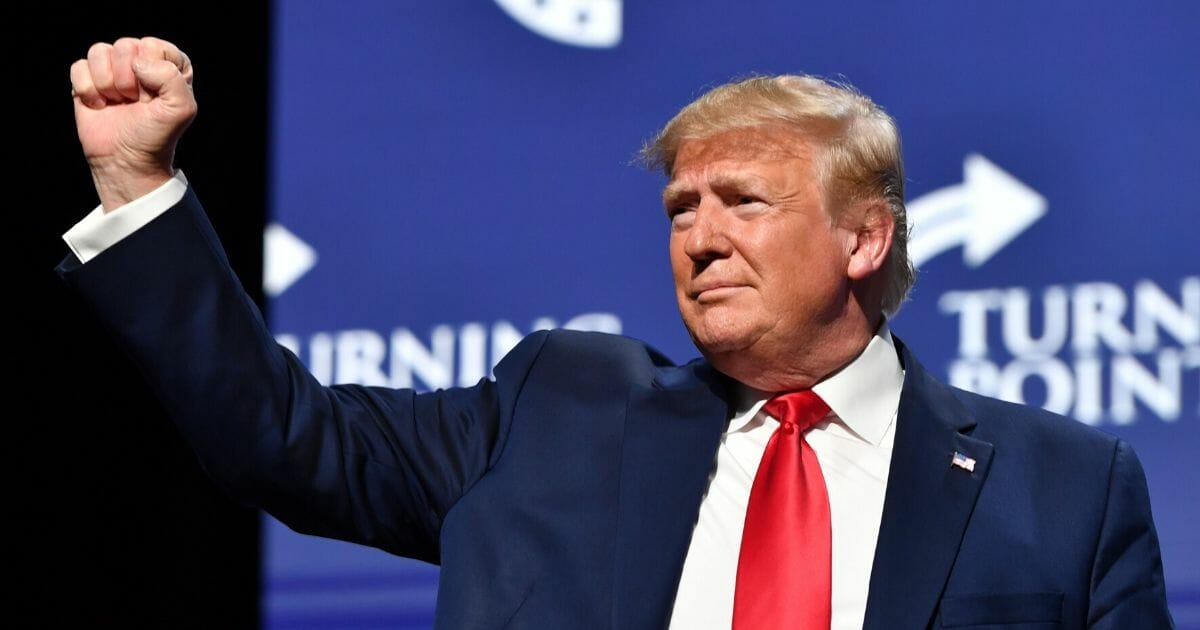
left=665, top=127, right=857, bottom=384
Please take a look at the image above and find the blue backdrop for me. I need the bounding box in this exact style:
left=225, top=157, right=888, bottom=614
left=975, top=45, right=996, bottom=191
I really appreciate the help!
left=263, top=2, right=1198, bottom=627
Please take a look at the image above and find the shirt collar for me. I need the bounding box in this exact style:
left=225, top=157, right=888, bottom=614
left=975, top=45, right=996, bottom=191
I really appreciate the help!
left=728, top=324, right=904, bottom=446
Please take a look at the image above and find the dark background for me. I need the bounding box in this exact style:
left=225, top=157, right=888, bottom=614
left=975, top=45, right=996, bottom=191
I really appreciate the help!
left=14, top=3, right=266, bottom=626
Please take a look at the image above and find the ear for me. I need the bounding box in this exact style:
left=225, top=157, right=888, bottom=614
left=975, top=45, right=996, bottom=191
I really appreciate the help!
left=845, top=200, right=894, bottom=281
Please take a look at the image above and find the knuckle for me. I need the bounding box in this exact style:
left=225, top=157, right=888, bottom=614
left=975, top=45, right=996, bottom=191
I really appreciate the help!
left=87, top=42, right=113, bottom=58
left=140, top=40, right=163, bottom=56
left=143, top=36, right=174, bottom=59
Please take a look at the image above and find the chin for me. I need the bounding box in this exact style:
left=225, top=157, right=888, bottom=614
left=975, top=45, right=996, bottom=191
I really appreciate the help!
left=688, top=323, right=758, bottom=358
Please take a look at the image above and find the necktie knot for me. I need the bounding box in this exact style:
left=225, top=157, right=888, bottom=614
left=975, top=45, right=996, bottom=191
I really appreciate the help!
left=762, top=389, right=829, bottom=435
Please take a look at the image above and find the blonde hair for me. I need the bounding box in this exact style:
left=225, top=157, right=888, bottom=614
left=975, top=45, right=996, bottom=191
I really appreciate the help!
left=642, top=75, right=915, bottom=314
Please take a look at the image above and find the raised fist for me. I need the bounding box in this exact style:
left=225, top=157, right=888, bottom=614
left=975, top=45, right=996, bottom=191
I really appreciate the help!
left=70, top=37, right=196, bottom=211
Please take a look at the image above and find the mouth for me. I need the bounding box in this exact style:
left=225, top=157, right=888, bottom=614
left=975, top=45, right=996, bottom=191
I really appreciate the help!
left=690, top=283, right=748, bottom=302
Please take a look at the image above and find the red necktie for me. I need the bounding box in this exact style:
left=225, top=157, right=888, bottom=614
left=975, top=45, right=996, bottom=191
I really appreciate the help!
left=733, top=390, right=832, bottom=629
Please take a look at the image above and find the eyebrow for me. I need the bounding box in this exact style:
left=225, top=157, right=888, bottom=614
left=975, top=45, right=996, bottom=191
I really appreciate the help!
left=661, top=181, right=694, bottom=208
left=661, top=173, right=768, bottom=208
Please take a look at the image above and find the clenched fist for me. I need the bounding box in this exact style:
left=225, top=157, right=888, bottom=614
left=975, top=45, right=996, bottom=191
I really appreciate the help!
left=70, top=37, right=196, bottom=211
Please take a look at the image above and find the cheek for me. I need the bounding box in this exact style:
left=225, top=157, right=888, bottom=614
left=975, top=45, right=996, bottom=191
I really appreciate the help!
left=769, top=228, right=843, bottom=277
left=668, top=241, right=690, bottom=282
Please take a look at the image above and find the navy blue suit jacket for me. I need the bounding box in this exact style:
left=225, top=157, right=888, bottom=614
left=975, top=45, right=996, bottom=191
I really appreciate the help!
left=59, top=190, right=1172, bottom=628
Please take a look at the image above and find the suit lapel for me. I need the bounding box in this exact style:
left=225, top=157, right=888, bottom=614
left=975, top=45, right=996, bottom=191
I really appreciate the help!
left=862, top=340, right=994, bottom=629
left=611, top=360, right=730, bottom=630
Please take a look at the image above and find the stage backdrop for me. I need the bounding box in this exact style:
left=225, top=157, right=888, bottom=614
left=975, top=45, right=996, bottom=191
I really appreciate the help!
left=263, top=2, right=1198, bottom=627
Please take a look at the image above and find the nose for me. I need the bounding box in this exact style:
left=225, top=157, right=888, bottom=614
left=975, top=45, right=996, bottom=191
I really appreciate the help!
left=683, top=201, right=733, bottom=263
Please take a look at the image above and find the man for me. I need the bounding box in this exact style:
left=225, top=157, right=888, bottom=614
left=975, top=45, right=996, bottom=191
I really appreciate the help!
left=62, top=37, right=1172, bottom=628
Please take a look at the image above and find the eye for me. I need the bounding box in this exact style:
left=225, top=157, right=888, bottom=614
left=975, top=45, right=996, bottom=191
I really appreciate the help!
left=666, top=202, right=694, bottom=218
left=737, top=195, right=763, bottom=206
left=668, top=206, right=696, bottom=229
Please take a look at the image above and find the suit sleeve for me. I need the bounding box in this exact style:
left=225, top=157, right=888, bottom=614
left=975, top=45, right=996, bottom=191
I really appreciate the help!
left=56, top=189, right=549, bottom=563
left=1087, top=439, right=1174, bottom=628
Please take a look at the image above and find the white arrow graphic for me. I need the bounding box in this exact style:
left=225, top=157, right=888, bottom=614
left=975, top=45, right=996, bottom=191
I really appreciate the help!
left=908, top=153, right=1047, bottom=268
left=263, top=222, right=318, bottom=298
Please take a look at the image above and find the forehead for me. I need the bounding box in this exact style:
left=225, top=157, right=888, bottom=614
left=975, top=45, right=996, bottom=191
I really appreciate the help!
left=665, top=126, right=820, bottom=195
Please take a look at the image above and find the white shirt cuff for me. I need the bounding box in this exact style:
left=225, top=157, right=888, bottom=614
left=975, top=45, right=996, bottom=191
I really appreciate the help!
left=62, top=170, right=190, bottom=264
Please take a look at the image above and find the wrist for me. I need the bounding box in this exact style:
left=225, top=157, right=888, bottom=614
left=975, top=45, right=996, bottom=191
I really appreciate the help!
left=89, top=160, right=175, bottom=212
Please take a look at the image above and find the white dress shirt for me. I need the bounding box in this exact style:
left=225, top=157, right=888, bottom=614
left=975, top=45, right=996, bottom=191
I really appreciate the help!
left=65, top=179, right=905, bottom=629
left=669, top=329, right=905, bottom=630
left=62, top=171, right=189, bottom=263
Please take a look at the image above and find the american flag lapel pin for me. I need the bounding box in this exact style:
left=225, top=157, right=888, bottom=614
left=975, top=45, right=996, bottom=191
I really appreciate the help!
left=951, top=451, right=976, bottom=472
